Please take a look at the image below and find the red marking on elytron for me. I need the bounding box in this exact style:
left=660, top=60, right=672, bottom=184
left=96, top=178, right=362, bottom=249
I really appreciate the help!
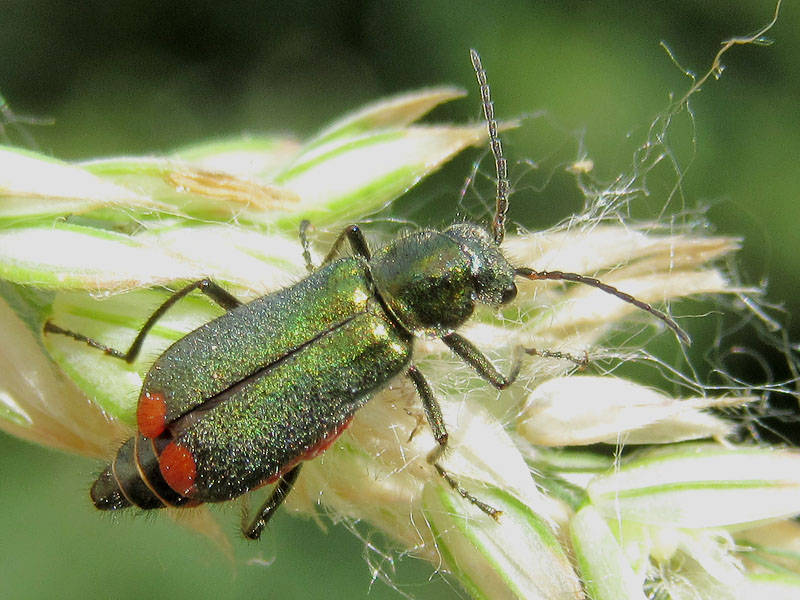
left=159, top=441, right=197, bottom=497
left=262, top=417, right=355, bottom=486
left=137, top=390, right=167, bottom=438
left=302, top=416, right=354, bottom=461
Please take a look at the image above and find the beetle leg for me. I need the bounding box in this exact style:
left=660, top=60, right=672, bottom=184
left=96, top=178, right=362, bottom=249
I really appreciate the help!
left=298, top=219, right=316, bottom=273
left=321, top=224, right=372, bottom=265
left=524, top=347, right=590, bottom=367
left=243, top=464, right=303, bottom=540
left=406, top=363, right=501, bottom=521
left=44, top=278, right=242, bottom=364
left=442, top=332, right=522, bottom=389
left=300, top=220, right=372, bottom=271
left=443, top=332, right=589, bottom=389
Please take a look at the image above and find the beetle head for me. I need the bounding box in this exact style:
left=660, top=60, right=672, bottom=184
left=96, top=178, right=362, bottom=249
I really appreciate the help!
left=370, top=224, right=517, bottom=340
left=443, top=223, right=517, bottom=306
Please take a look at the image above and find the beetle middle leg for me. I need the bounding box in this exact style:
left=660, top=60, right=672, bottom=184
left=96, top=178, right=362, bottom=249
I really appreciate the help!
left=406, top=363, right=502, bottom=520
left=44, top=278, right=242, bottom=364
left=405, top=333, right=589, bottom=519
left=409, top=334, right=589, bottom=519
left=243, top=464, right=303, bottom=540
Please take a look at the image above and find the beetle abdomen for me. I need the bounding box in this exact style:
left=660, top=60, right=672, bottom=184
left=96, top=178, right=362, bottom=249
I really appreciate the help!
left=90, top=435, right=196, bottom=511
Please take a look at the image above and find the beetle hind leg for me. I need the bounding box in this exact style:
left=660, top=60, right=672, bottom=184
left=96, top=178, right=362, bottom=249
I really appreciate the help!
left=242, top=464, right=303, bottom=540
left=44, top=278, right=242, bottom=364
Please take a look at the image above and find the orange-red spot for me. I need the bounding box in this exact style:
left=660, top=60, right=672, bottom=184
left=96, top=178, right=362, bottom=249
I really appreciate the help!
left=137, top=390, right=167, bottom=438
left=159, top=441, right=197, bottom=497
left=303, top=416, right=354, bottom=461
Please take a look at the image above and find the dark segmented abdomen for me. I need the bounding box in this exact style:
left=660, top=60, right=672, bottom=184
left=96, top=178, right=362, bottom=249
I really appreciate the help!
left=91, top=435, right=196, bottom=510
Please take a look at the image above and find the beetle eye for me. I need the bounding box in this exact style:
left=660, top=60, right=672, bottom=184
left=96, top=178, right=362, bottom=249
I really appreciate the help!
left=500, top=283, right=517, bottom=304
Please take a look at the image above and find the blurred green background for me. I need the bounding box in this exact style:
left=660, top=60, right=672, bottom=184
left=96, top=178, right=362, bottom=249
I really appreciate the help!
left=1, top=1, right=797, bottom=599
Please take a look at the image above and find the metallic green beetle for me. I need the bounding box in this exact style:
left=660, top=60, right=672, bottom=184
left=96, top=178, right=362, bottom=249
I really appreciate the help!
left=45, top=50, right=688, bottom=539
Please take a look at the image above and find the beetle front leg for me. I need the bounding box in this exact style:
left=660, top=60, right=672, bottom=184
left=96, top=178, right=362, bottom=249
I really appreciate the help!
left=406, top=364, right=502, bottom=521
left=243, top=464, right=303, bottom=540
left=442, top=333, right=521, bottom=390
left=44, top=278, right=242, bottom=364
left=442, top=332, right=588, bottom=390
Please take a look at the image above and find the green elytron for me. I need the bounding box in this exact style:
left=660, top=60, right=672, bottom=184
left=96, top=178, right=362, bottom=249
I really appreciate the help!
left=45, top=50, right=688, bottom=539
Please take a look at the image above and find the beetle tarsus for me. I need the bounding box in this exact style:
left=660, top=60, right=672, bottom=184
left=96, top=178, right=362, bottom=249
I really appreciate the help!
left=299, top=219, right=316, bottom=273
left=44, top=321, right=128, bottom=360
left=524, top=347, right=590, bottom=368
left=434, top=463, right=502, bottom=520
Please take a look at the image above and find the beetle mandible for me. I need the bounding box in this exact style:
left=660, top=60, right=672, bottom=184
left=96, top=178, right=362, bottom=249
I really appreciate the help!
left=45, top=50, right=689, bottom=539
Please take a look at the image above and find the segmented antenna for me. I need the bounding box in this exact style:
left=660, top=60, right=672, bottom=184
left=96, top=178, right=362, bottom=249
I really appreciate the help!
left=515, top=267, right=692, bottom=345
left=0, top=92, right=48, bottom=150
left=470, top=49, right=509, bottom=246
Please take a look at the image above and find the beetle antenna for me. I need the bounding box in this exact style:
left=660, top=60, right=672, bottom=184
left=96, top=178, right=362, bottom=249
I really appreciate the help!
left=470, top=49, right=509, bottom=247
left=515, top=267, right=692, bottom=345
